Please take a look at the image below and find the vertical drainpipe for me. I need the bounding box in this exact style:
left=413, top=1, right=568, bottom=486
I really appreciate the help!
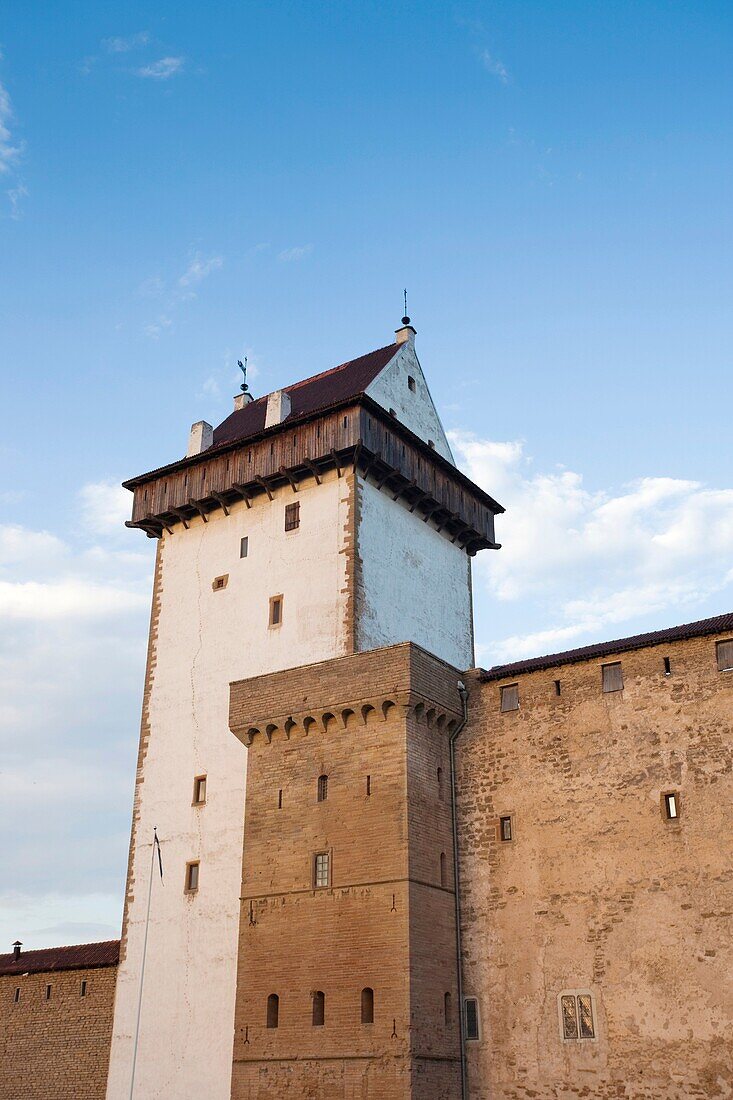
left=449, top=681, right=470, bottom=1099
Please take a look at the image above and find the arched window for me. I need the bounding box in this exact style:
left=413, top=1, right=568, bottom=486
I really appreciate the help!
left=361, top=987, right=374, bottom=1024
left=440, top=852, right=447, bottom=887
left=317, top=774, right=328, bottom=802
left=444, top=991, right=452, bottom=1026
left=437, top=767, right=444, bottom=801
left=312, top=990, right=325, bottom=1026
left=266, top=993, right=279, bottom=1029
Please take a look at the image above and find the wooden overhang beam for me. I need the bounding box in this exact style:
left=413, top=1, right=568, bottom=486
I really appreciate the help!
left=210, top=491, right=230, bottom=516
left=253, top=476, right=274, bottom=501
left=279, top=466, right=299, bottom=492
left=391, top=476, right=415, bottom=503
left=408, top=487, right=431, bottom=514
left=232, top=483, right=253, bottom=508
left=302, top=458, right=322, bottom=485
left=188, top=499, right=209, bottom=522
left=330, top=449, right=343, bottom=477
left=169, top=506, right=190, bottom=530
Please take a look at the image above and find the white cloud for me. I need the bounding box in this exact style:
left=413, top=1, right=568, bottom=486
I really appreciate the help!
left=137, top=56, right=184, bottom=80
left=450, top=432, right=733, bottom=662
left=79, top=480, right=132, bottom=536
left=144, top=314, right=173, bottom=339
left=480, top=49, right=509, bottom=84
left=178, top=252, right=223, bottom=287
left=0, top=77, right=21, bottom=174
left=102, top=31, right=150, bottom=53
left=278, top=244, right=313, bottom=262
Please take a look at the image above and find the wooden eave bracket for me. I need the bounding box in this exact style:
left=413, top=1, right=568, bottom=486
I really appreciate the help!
left=254, top=476, right=274, bottom=501
left=210, top=491, right=230, bottom=516
left=232, top=483, right=253, bottom=508
left=279, top=466, right=299, bottom=492
left=302, top=458, right=322, bottom=485
left=188, top=499, right=209, bottom=522
left=169, top=507, right=190, bottom=529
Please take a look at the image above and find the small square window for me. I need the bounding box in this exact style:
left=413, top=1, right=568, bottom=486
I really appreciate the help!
left=185, top=861, right=200, bottom=893
left=499, top=815, right=513, bottom=842
left=314, top=851, right=330, bottom=888
left=269, top=595, right=283, bottom=627
left=285, top=501, right=300, bottom=531
left=193, top=775, right=207, bottom=805
left=663, top=791, right=680, bottom=820
left=240, top=536, right=249, bottom=558
left=716, top=640, right=733, bottom=672
left=464, top=997, right=480, bottom=1041
left=212, top=574, right=228, bottom=592
left=407, top=375, right=416, bottom=392
left=601, top=662, right=623, bottom=693
left=500, top=684, right=519, bottom=713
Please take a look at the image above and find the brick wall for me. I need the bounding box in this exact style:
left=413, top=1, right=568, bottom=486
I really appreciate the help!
left=0, top=964, right=117, bottom=1099
left=457, top=629, right=733, bottom=1099
left=229, top=643, right=464, bottom=1099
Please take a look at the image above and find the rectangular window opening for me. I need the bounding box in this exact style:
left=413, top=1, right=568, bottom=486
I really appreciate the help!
left=269, top=595, right=283, bottom=627
left=14, top=988, right=20, bottom=1004
left=554, top=679, right=561, bottom=696
left=499, top=815, right=513, bottom=842
left=407, top=375, right=416, bottom=392
left=500, top=684, right=519, bottom=713
left=80, top=980, right=87, bottom=998
left=663, top=791, right=679, bottom=820
left=278, top=789, right=282, bottom=810
left=45, top=985, right=52, bottom=1001
left=601, top=662, right=624, bottom=693
left=716, top=639, right=733, bottom=672
left=240, top=536, right=249, bottom=558
left=185, top=861, right=200, bottom=893
left=212, top=574, right=228, bottom=591
left=663, top=656, right=672, bottom=676
left=193, top=775, right=207, bottom=805
left=560, top=992, right=595, bottom=1040
left=464, top=997, right=480, bottom=1041
left=284, top=501, right=300, bottom=531
left=366, top=775, right=371, bottom=797
left=314, top=851, right=330, bottom=889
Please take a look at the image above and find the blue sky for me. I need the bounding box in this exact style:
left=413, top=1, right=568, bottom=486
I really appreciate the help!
left=1, top=2, right=732, bottom=946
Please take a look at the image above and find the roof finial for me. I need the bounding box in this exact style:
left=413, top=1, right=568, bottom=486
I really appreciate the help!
left=237, top=357, right=249, bottom=395
left=402, top=288, right=410, bottom=326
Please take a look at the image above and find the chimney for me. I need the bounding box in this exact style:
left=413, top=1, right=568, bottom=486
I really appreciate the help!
left=395, top=313, right=417, bottom=346
left=186, top=420, right=213, bottom=457
left=12, top=941, right=22, bottom=961
left=233, top=391, right=254, bottom=411
left=264, top=390, right=291, bottom=429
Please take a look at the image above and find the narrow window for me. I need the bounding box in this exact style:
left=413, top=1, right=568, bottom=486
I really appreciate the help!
left=500, top=684, right=519, bottom=712
left=192, top=775, right=207, bottom=805
left=499, top=815, right=513, bottom=842
left=437, top=767, right=444, bottom=801
left=212, top=574, right=228, bottom=591
left=366, top=775, right=371, bottom=797
left=444, top=991, right=452, bottom=1026
left=185, top=861, right=200, bottom=893
left=285, top=501, right=300, bottom=531
left=440, top=851, right=447, bottom=887
left=14, top=988, right=20, bottom=1004
left=407, top=375, right=416, bottom=392
left=663, top=791, right=680, bottom=820
left=554, top=679, right=562, bottom=696
left=269, top=595, right=283, bottom=627
left=240, top=536, right=249, bottom=558
left=361, top=987, right=374, bottom=1024
left=560, top=993, right=595, bottom=1040
left=317, top=774, right=328, bottom=803
left=312, top=990, right=325, bottom=1026
left=561, top=994, right=578, bottom=1039
left=428, top=439, right=435, bottom=449
left=80, top=980, right=87, bottom=998
left=45, top=985, right=52, bottom=1001
left=663, top=656, right=671, bottom=676
left=278, top=788, right=283, bottom=810
left=464, top=997, right=480, bottom=1040
left=601, top=662, right=623, bottom=693
left=266, top=993, right=279, bottom=1028
left=716, top=640, right=733, bottom=672
left=389, top=407, right=396, bottom=417
left=343, top=415, right=348, bottom=429
left=314, top=851, right=330, bottom=888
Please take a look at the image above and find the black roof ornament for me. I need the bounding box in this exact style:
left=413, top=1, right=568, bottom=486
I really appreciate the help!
left=402, top=288, right=410, bottom=326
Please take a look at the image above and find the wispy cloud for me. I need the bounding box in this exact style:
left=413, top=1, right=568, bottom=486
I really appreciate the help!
left=137, top=56, right=184, bottom=80
left=278, top=244, right=313, bottom=262
left=0, top=77, right=21, bottom=174
left=178, top=252, right=223, bottom=287
left=102, top=31, right=150, bottom=54
left=450, top=432, right=733, bottom=663
left=144, top=314, right=173, bottom=340
left=480, top=49, right=509, bottom=84
left=140, top=251, right=223, bottom=338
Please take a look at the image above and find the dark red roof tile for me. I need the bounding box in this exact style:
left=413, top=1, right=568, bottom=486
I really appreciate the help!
left=480, top=611, right=733, bottom=681
left=0, top=940, right=120, bottom=976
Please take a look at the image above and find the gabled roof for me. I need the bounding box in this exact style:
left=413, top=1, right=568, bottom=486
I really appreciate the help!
left=0, top=940, right=120, bottom=977
left=480, top=611, right=733, bottom=682
left=213, top=342, right=400, bottom=448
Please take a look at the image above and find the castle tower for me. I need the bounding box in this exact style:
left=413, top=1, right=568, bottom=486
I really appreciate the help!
left=106, top=321, right=502, bottom=1099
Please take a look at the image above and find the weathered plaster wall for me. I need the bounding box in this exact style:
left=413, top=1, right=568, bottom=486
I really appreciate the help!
left=0, top=965, right=117, bottom=1099
left=366, top=340, right=455, bottom=463
left=457, top=631, right=733, bottom=1099
left=106, top=471, right=353, bottom=1100
left=356, top=476, right=474, bottom=671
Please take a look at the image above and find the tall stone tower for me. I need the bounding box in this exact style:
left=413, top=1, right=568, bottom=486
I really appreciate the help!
left=106, top=321, right=502, bottom=1099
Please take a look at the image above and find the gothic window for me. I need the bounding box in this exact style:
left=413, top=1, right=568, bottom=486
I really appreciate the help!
left=314, top=852, right=330, bottom=888
left=717, top=640, right=733, bottom=671
left=361, top=987, right=374, bottom=1024
left=285, top=502, right=300, bottom=531
left=464, top=997, right=480, bottom=1040
left=312, top=990, right=325, bottom=1026
left=602, top=662, right=623, bottom=693
left=559, top=992, right=595, bottom=1040
left=500, top=684, right=519, bottom=712
left=266, top=993, right=279, bottom=1028
left=317, top=774, right=328, bottom=802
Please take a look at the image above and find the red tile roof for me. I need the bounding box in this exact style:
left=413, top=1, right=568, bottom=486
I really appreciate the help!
left=0, top=940, right=120, bottom=977
left=212, top=342, right=400, bottom=448
left=480, top=611, right=733, bottom=681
